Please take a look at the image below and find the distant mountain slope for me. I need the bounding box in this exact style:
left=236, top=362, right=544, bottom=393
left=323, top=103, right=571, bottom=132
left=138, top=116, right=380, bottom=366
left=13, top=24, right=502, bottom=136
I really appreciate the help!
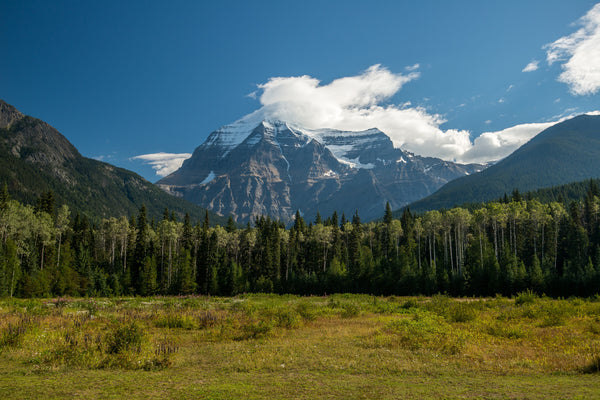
left=158, top=118, right=485, bottom=224
left=407, top=114, right=600, bottom=213
left=0, top=99, right=226, bottom=224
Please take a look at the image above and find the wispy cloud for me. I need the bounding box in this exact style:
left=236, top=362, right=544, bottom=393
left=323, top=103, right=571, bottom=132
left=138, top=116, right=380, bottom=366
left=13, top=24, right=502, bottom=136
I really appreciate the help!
left=522, top=60, right=539, bottom=72
left=544, top=3, right=600, bottom=95
left=132, top=152, right=191, bottom=177
left=92, top=154, right=115, bottom=162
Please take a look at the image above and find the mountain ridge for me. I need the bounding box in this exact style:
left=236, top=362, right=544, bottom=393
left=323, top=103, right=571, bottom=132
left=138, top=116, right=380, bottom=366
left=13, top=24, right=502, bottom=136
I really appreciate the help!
left=158, top=118, right=486, bottom=223
left=406, top=114, right=600, bottom=213
left=0, top=99, right=226, bottom=224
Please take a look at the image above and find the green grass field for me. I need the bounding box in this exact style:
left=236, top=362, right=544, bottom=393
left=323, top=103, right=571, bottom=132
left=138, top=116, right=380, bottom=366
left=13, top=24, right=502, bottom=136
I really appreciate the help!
left=1, top=293, right=600, bottom=399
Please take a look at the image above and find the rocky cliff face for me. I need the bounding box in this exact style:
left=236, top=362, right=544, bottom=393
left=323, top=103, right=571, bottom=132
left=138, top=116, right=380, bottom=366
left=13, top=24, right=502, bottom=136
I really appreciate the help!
left=0, top=100, right=80, bottom=185
left=0, top=100, right=24, bottom=129
left=158, top=119, right=486, bottom=224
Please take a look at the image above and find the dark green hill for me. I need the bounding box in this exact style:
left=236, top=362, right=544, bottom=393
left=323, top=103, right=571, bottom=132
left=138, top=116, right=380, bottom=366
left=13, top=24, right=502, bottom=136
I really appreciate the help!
left=0, top=99, right=227, bottom=224
left=405, top=114, right=600, bottom=213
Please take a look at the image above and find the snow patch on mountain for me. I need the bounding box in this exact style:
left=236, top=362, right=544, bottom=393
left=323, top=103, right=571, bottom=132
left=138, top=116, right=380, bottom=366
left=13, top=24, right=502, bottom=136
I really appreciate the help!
left=206, top=117, right=390, bottom=170
left=200, top=171, right=216, bottom=185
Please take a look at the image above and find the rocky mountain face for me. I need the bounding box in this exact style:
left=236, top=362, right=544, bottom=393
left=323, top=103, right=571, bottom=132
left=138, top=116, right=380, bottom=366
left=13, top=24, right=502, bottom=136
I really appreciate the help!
left=158, top=119, right=485, bottom=223
left=407, top=114, right=600, bottom=213
left=0, top=99, right=226, bottom=224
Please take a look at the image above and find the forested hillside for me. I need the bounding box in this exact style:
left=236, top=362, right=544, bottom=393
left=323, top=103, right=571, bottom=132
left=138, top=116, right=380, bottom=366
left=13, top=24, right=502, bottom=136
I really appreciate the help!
left=2, top=180, right=600, bottom=298
left=395, top=178, right=600, bottom=217
left=0, top=100, right=226, bottom=224
left=409, top=114, right=600, bottom=212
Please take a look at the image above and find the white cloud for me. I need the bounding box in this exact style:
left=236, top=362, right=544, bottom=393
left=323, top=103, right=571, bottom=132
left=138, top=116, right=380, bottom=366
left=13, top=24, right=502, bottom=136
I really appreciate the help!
left=460, top=122, right=555, bottom=164
left=405, top=63, right=420, bottom=71
left=245, top=65, right=476, bottom=162
left=132, top=152, right=191, bottom=177
left=522, top=60, right=539, bottom=72
left=242, top=65, right=598, bottom=165
left=462, top=109, right=600, bottom=163
left=544, top=3, right=600, bottom=95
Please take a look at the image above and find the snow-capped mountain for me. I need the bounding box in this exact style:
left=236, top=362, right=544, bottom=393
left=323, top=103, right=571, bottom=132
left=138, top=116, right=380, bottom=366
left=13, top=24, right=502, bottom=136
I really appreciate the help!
left=157, top=118, right=486, bottom=223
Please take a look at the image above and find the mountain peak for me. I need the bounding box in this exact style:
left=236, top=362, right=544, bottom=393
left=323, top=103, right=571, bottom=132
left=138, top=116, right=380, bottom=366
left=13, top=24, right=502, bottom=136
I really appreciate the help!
left=0, top=99, right=25, bottom=129
left=159, top=114, right=485, bottom=223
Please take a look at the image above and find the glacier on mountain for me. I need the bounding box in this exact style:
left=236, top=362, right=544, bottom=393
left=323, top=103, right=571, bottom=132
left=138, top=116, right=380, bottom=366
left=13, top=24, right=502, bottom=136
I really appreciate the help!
left=158, top=116, right=487, bottom=223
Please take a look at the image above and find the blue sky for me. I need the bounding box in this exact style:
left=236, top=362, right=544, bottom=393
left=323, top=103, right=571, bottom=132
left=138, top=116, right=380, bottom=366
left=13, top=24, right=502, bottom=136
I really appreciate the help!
left=1, top=1, right=599, bottom=181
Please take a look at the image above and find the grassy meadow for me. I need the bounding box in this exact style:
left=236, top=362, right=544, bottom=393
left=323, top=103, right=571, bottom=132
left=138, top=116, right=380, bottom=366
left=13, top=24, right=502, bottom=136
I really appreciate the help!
left=1, top=293, right=600, bottom=399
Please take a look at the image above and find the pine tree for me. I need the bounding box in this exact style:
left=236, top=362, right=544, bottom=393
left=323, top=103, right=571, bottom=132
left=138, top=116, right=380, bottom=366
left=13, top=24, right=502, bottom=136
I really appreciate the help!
left=132, top=204, right=148, bottom=294
left=315, top=212, right=322, bottom=225
left=512, top=189, right=521, bottom=202
left=182, top=213, right=193, bottom=250
left=384, top=202, right=393, bottom=225
left=0, top=183, right=9, bottom=211
left=203, top=210, right=210, bottom=229
left=36, top=191, right=55, bottom=215
left=226, top=216, right=237, bottom=233
left=293, top=210, right=306, bottom=233
left=330, top=211, right=339, bottom=228
left=348, top=210, right=363, bottom=284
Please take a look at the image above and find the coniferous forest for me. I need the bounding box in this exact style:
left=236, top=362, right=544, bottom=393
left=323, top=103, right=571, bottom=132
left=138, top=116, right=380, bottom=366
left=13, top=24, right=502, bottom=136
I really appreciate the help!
left=1, top=181, right=600, bottom=299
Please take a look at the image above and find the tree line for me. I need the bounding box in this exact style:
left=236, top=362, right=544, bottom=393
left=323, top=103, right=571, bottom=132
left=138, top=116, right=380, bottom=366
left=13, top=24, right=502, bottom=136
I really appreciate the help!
left=1, top=181, right=600, bottom=298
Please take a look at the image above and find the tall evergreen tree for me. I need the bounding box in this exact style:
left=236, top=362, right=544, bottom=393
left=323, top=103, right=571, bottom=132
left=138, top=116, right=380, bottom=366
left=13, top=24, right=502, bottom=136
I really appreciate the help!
left=384, top=202, right=393, bottom=225
left=132, top=204, right=149, bottom=293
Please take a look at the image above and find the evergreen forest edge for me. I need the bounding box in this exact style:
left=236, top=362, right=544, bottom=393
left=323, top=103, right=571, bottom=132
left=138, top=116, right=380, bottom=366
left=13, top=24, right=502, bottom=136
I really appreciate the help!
left=2, top=179, right=600, bottom=298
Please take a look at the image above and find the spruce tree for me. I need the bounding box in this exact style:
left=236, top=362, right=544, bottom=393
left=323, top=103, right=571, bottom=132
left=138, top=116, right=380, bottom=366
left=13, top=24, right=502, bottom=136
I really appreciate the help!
left=384, top=202, right=393, bottom=225
left=226, top=216, right=237, bottom=233
left=0, top=183, right=9, bottom=211
left=132, top=204, right=148, bottom=294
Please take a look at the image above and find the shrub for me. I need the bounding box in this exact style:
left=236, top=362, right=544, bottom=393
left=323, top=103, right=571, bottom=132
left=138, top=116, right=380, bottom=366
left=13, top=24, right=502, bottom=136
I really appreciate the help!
left=230, top=300, right=256, bottom=317
left=424, top=294, right=452, bottom=317
left=582, top=354, right=600, bottom=374
left=197, top=310, right=221, bottom=329
left=588, top=317, right=600, bottom=335
left=295, top=301, right=318, bottom=321
left=340, top=303, right=360, bottom=318
left=273, top=308, right=301, bottom=328
left=0, top=314, right=32, bottom=349
left=383, top=310, right=464, bottom=354
left=486, top=323, right=527, bottom=339
left=106, top=322, right=144, bottom=354
left=154, top=314, right=197, bottom=330
left=538, top=302, right=568, bottom=327
left=401, top=298, right=419, bottom=310
left=515, top=290, right=537, bottom=306
left=240, top=320, right=273, bottom=339
left=448, top=303, right=477, bottom=323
